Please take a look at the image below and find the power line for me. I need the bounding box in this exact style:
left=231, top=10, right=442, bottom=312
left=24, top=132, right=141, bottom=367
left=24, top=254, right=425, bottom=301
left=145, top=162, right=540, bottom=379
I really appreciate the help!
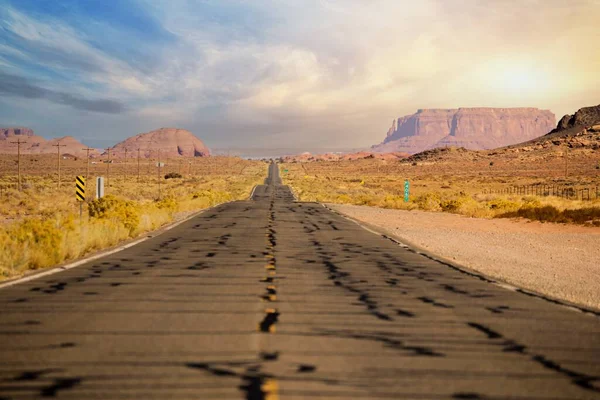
left=82, top=147, right=94, bottom=183
left=10, top=138, right=27, bottom=191
left=53, top=141, right=67, bottom=189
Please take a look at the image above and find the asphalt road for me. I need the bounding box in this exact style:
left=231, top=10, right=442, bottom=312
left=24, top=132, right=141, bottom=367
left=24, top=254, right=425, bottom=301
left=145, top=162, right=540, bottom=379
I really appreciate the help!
left=1, top=162, right=599, bottom=399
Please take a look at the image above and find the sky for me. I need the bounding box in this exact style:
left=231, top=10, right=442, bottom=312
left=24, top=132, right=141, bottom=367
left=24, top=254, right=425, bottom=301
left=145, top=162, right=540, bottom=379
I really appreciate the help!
left=0, top=0, right=599, bottom=152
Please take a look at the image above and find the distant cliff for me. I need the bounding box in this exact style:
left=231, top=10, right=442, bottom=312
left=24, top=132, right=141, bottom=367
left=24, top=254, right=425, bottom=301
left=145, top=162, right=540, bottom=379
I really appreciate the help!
left=372, top=108, right=555, bottom=154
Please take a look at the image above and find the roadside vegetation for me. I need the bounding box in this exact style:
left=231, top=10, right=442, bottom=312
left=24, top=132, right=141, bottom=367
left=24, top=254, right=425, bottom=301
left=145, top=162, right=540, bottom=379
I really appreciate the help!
left=280, top=159, right=600, bottom=226
left=0, top=157, right=266, bottom=279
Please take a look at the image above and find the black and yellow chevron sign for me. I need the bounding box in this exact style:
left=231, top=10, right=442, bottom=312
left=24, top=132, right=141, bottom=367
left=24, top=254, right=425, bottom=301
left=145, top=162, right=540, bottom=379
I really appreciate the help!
left=76, top=176, right=85, bottom=202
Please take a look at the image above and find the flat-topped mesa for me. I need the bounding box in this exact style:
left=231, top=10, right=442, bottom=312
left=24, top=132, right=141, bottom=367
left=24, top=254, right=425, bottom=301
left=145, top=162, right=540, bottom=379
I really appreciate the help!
left=110, top=128, right=210, bottom=158
left=1, top=127, right=35, bottom=138
left=372, top=108, right=555, bottom=154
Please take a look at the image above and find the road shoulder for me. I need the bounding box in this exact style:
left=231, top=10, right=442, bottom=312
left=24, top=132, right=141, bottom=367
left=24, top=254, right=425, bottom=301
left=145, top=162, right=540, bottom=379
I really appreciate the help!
left=326, top=203, right=600, bottom=314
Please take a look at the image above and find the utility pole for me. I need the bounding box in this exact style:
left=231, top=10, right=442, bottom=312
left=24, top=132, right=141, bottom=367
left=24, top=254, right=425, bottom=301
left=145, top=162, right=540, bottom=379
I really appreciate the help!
left=123, top=148, right=129, bottom=181
left=105, top=148, right=112, bottom=191
left=53, top=141, right=67, bottom=189
left=137, top=148, right=142, bottom=182
left=565, top=146, right=569, bottom=178
left=10, top=138, right=27, bottom=191
left=157, top=149, right=162, bottom=199
left=82, top=147, right=94, bottom=182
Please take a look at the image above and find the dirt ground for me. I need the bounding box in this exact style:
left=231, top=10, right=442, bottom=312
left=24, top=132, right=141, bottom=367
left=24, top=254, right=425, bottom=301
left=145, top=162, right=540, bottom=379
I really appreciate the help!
left=328, top=204, right=600, bottom=311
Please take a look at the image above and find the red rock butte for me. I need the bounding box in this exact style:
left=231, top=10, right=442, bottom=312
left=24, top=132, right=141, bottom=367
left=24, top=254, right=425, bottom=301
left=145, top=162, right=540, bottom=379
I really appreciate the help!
left=372, top=108, right=556, bottom=154
left=109, top=128, right=211, bottom=158
left=0, top=127, right=97, bottom=157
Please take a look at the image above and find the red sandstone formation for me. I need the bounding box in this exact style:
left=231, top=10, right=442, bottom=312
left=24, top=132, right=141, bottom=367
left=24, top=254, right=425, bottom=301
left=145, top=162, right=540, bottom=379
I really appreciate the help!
left=372, top=108, right=555, bottom=154
left=109, top=128, right=210, bottom=158
left=0, top=127, right=98, bottom=157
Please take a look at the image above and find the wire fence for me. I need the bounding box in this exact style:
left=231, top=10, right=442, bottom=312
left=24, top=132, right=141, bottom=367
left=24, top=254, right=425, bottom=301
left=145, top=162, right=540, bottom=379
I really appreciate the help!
left=484, top=184, right=600, bottom=200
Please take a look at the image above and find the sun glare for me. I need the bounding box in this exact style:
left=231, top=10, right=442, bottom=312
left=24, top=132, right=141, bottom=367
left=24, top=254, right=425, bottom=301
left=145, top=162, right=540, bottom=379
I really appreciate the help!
left=480, top=59, right=551, bottom=95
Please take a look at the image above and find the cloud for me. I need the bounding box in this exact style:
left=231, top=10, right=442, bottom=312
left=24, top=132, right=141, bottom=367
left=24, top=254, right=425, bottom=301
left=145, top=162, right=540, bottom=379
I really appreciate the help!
left=0, top=71, right=126, bottom=114
left=0, top=0, right=599, bottom=150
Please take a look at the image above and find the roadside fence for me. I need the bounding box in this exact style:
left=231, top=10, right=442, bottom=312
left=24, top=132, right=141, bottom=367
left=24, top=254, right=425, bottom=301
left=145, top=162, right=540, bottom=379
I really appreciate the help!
left=483, top=184, right=600, bottom=201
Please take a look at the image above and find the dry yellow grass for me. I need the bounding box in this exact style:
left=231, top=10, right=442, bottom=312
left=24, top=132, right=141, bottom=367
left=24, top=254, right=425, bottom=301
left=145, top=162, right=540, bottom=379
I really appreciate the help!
left=0, top=156, right=267, bottom=279
left=280, top=155, right=600, bottom=225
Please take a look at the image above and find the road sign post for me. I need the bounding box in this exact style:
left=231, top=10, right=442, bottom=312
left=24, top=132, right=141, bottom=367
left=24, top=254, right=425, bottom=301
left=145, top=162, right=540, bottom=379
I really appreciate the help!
left=76, top=176, right=85, bottom=221
left=404, top=180, right=410, bottom=202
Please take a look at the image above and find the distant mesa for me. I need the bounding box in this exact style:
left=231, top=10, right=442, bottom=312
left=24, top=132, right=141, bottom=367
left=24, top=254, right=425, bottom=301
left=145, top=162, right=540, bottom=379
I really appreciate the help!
left=0, top=127, right=98, bottom=157
left=372, top=108, right=556, bottom=154
left=109, top=128, right=210, bottom=158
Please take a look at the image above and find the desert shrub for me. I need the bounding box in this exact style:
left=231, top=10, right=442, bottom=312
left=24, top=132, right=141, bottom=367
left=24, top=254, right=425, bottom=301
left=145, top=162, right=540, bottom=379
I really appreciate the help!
left=8, top=218, right=63, bottom=269
left=486, top=198, right=521, bottom=212
left=381, top=194, right=416, bottom=210
left=156, top=196, right=179, bottom=212
left=521, top=196, right=542, bottom=208
left=88, top=195, right=140, bottom=235
left=415, top=192, right=442, bottom=211
left=440, top=198, right=463, bottom=212
left=165, top=172, right=183, bottom=179
left=563, top=207, right=600, bottom=225
left=336, top=194, right=353, bottom=204
left=353, top=193, right=378, bottom=206
left=498, top=205, right=600, bottom=225
left=438, top=195, right=488, bottom=217
left=191, top=189, right=233, bottom=207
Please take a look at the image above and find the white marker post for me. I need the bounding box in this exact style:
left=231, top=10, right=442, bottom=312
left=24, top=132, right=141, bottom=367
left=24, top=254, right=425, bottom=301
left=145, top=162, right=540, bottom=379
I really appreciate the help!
left=96, top=177, right=105, bottom=199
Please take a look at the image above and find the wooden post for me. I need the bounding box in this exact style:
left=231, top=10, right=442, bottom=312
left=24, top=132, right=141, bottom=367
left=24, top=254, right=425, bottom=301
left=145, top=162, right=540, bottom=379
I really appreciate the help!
left=82, top=147, right=94, bottom=183
left=565, top=146, right=569, bottom=178
left=10, top=138, right=27, bottom=191
left=157, top=149, right=161, bottom=200
left=105, top=148, right=111, bottom=191
left=53, top=141, right=67, bottom=189
left=124, top=148, right=129, bottom=181
left=137, top=148, right=141, bottom=182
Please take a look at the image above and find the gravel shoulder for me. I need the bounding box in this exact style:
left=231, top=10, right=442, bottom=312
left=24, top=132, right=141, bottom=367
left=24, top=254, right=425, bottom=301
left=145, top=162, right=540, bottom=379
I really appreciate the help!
left=327, top=204, right=600, bottom=311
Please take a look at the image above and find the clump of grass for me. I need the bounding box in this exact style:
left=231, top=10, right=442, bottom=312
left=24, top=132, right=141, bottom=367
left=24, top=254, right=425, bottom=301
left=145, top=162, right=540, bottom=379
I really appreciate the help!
left=88, top=195, right=141, bottom=235
left=499, top=206, right=600, bottom=226
left=415, top=192, right=442, bottom=211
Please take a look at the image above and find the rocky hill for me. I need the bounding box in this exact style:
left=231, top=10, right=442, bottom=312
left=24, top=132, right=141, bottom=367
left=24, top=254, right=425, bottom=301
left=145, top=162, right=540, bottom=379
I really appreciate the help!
left=0, top=127, right=97, bottom=156
left=372, top=108, right=555, bottom=154
left=550, top=104, right=600, bottom=134
left=109, top=128, right=210, bottom=158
